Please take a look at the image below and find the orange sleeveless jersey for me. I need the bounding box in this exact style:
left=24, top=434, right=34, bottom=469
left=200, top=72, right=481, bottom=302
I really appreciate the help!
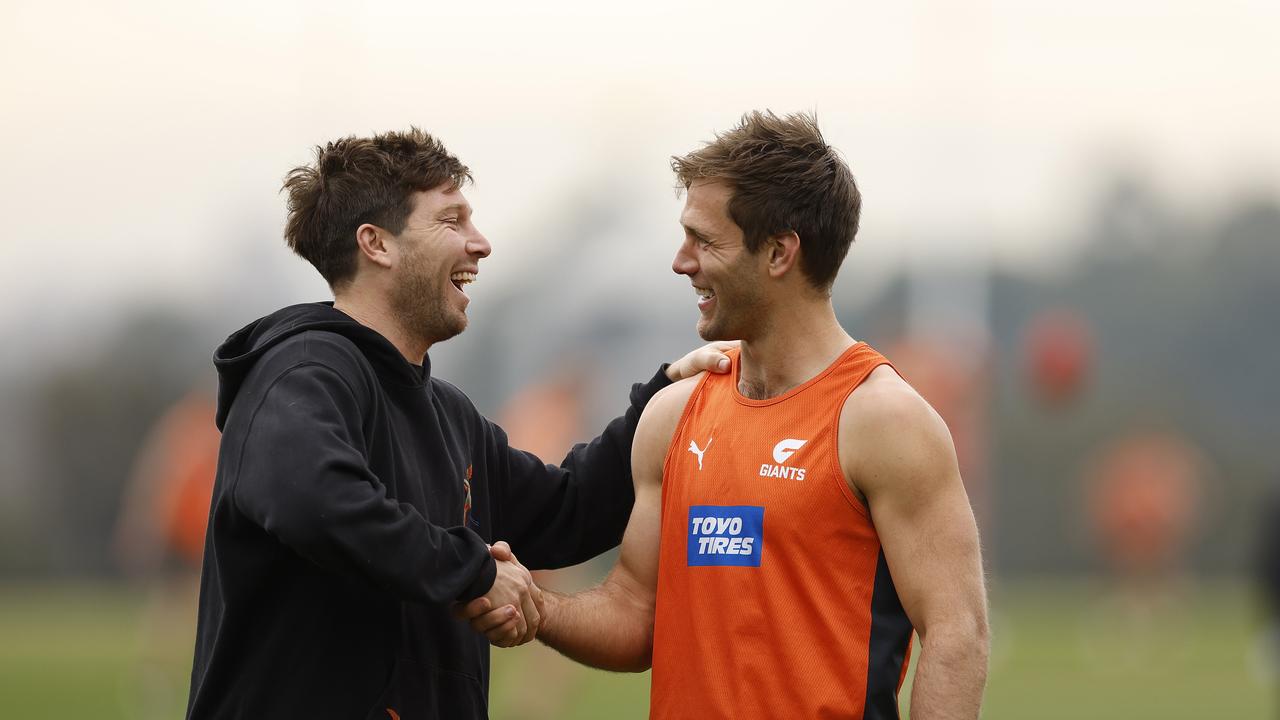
left=650, top=343, right=914, bottom=720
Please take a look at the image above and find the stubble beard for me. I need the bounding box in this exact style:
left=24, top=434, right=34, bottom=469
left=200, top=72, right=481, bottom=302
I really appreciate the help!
left=392, top=250, right=467, bottom=350
left=698, top=297, right=759, bottom=342
left=697, top=257, right=765, bottom=342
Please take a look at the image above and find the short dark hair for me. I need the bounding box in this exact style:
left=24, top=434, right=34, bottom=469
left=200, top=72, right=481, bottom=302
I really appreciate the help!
left=282, top=127, right=472, bottom=289
left=671, top=111, right=860, bottom=291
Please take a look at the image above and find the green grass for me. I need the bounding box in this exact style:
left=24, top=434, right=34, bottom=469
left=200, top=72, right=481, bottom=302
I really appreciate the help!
left=0, top=584, right=192, bottom=719
left=974, top=580, right=1274, bottom=719
left=0, top=580, right=1272, bottom=719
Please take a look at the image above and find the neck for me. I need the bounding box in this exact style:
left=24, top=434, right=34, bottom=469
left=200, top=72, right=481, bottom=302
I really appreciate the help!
left=737, top=297, right=855, bottom=400
left=333, top=291, right=429, bottom=365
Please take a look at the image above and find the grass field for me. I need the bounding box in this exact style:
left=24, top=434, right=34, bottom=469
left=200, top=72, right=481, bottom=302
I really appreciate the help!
left=0, top=579, right=1272, bottom=719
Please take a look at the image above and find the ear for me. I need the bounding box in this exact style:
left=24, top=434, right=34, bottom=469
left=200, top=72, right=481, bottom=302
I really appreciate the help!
left=355, top=223, right=395, bottom=269
left=765, top=231, right=801, bottom=279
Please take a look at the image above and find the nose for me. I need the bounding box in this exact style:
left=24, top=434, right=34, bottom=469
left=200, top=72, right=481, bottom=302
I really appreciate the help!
left=467, top=227, right=492, bottom=259
left=672, top=240, right=698, bottom=277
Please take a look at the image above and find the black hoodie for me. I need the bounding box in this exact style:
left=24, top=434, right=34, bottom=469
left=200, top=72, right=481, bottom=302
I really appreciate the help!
left=186, top=303, right=671, bottom=719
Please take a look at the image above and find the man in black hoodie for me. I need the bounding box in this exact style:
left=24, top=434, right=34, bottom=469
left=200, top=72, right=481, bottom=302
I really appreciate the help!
left=185, top=128, right=730, bottom=720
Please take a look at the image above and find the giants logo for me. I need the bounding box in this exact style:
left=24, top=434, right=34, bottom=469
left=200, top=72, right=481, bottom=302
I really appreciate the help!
left=759, top=438, right=807, bottom=481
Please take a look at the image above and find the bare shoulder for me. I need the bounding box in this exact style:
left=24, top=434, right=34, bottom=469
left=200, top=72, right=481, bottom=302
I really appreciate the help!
left=640, top=373, right=702, bottom=434
left=633, top=374, right=704, bottom=484
left=840, top=365, right=943, bottom=434
left=839, top=365, right=959, bottom=500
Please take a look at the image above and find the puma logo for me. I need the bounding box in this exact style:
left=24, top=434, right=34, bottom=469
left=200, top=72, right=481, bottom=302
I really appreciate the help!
left=688, top=438, right=712, bottom=470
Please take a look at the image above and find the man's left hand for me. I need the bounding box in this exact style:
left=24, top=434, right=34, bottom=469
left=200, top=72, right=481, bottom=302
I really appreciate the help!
left=666, top=341, right=737, bottom=381
left=454, top=542, right=544, bottom=648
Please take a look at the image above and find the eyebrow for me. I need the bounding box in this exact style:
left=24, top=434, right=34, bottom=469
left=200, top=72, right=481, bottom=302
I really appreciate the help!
left=681, top=222, right=709, bottom=240
left=437, top=203, right=470, bottom=217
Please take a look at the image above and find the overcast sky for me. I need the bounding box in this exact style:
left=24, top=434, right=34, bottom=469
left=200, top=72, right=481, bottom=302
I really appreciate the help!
left=2, top=0, right=1277, bottom=338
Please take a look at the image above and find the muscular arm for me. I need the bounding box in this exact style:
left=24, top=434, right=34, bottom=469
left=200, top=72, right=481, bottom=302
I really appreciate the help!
left=492, top=343, right=734, bottom=571
left=843, top=368, right=989, bottom=719
left=531, top=378, right=694, bottom=671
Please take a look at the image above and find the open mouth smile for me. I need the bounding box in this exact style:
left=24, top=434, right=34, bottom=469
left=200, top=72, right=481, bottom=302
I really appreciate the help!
left=450, top=271, right=476, bottom=293
left=694, top=285, right=715, bottom=310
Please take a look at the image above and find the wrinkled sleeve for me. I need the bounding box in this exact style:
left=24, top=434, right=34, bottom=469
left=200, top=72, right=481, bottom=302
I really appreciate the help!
left=488, top=366, right=673, bottom=570
left=231, top=361, right=496, bottom=604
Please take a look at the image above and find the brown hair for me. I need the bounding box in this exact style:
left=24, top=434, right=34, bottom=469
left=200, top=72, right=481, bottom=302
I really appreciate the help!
left=671, top=111, right=860, bottom=291
left=282, top=127, right=472, bottom=288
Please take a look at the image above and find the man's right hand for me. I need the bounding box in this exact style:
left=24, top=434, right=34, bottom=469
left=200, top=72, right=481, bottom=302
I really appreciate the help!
left=455, top=542, right=543, bottom=647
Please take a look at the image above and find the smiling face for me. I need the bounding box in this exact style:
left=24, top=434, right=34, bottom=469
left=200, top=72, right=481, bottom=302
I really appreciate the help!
left=390, top=185, right=491, bottom=346
left=671, top=180, right=767, bottom=341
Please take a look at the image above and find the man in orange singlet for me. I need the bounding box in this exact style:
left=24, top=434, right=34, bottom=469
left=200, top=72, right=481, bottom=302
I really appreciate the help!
left=465, top=111, right=989, bottom=718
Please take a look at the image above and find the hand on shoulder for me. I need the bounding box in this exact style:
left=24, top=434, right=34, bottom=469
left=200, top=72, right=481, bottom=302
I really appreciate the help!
left=665, top=341, right=738, bottom=382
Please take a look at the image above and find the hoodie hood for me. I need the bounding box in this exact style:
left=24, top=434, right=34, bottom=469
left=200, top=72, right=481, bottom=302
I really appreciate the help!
left=213, top=302, right=425, bottom=430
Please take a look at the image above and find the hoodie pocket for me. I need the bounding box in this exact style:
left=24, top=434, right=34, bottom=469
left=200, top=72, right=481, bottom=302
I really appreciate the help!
left=366, top=656, right=487, bottom=720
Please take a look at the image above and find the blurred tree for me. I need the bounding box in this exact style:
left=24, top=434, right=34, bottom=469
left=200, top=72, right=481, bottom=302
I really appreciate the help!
left=850, top=174, right=1279, bottom=576
left=991, top=180, right=1280, bottom=575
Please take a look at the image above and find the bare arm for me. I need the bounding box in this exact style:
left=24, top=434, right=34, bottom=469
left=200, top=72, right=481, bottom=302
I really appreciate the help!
left=454, top=377, right=694, bottom=664
left=535, top=478, right=661, bottom=670
left=456, top=344, right=732, bottom=647
left=531, top=378, right=693, bottom=671
left=843, top=368, right=989, bottom=719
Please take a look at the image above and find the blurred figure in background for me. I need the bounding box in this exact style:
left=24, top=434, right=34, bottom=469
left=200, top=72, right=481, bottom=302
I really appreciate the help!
left=1087, top=431, right=1201, bottom=588
left=1022, top=308, right=1093, bottom=410
left=113, top=386, right=219, bottom=718
left=1082, top=430, right=1204, bottom=667
left=114, top=387, right=219, bottom=576
left=493, top=361, right=595, bottom=719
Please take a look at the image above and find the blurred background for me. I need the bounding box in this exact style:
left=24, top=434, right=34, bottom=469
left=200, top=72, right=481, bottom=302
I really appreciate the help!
left=2, top=0, right=1278, bottom=717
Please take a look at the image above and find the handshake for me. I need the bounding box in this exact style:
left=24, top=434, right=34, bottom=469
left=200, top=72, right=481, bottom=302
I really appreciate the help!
left=453, top=541, right=547, bottom=648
